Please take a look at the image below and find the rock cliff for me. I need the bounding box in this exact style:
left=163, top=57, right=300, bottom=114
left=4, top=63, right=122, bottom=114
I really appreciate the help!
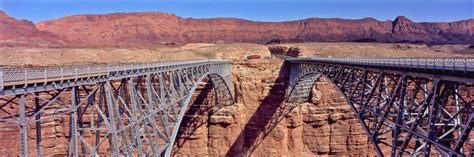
left=34, top=12, right=474, bottom=46
left=0, top=11, right=67, bottom=47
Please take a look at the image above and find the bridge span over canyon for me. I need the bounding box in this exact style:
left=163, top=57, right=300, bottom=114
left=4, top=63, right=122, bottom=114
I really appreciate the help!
left=0, top=58, right=472, bottom=156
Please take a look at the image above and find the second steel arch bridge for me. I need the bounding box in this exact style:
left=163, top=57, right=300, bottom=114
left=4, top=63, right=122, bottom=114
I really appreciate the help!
left=286, top=58, right=474, bottom=156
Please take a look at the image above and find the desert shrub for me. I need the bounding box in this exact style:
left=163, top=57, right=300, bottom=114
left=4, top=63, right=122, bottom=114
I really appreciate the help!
left=286, top=47, right=301, bottom=57
left=268, top=46, right=288, bottom=55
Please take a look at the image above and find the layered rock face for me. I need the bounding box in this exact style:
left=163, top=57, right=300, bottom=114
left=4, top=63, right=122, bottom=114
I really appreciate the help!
left=174, top=59, right=374, bottom=156
left=34, top=12, right=474, bottom=47
left=0, top=11, right=67, bottom=47
left=1, top=11, right=471, bottom=47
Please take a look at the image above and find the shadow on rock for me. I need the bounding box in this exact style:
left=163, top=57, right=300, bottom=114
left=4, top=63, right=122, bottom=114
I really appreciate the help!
left=226, top=62, right=295, bottom=156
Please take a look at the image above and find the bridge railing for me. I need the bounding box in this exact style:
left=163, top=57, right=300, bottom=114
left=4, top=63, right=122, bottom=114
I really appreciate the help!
left=0, top=60, right=231, bottom=90
left=288, top=58, right=474, bottom=73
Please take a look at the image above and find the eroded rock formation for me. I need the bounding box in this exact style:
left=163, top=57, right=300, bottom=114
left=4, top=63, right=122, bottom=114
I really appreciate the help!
left=1, top=11, right=472, bottom=47
left=34, top=12, right=474, bottom=47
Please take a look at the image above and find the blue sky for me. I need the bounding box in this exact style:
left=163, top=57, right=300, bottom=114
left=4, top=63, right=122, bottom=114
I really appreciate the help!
left=0, top=0, right=472, bottom=23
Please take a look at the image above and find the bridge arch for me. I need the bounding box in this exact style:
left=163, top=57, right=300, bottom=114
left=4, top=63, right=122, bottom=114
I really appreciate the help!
left=130, top=63, right=235, bottom=156
left=164, top=72, right=234, bottom=156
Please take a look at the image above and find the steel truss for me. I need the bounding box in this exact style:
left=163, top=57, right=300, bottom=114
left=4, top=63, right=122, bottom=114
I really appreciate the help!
left=287, top=61, right=473, bottom=156
left=0, top=61, right=234, bottom=156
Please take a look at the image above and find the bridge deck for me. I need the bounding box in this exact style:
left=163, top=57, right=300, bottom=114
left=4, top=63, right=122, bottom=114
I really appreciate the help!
left=287, top=58, right=474, bottom=74
left=0, top=60, right=231, bottom=96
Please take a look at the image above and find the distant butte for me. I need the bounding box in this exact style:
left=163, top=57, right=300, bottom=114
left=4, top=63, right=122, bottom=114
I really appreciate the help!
left=1, top=11, right=473, bottom=47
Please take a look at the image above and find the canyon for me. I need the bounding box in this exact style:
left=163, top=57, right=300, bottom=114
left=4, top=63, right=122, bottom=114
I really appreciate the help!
left=173, top=60, right=375, bottom=156
left=0, top=10, right=473, bottom=156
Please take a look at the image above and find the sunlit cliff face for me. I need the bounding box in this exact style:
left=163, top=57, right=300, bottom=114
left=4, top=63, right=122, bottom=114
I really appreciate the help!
left=1, top=11, right=470, bottom=47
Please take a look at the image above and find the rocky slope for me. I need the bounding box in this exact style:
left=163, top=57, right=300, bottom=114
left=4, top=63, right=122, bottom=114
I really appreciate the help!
left=0, top=11, right=67, bottom=47
left=35, top=12, right=474, bottom=47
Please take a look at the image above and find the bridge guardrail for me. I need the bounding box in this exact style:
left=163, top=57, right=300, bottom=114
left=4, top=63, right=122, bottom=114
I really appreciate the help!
left=288, top=58, right=474, bottom=74
left=0, top=60, right=231, bottom=90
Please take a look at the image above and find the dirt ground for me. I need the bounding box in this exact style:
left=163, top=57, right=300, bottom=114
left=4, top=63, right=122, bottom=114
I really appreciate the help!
left=0, top=43, right=270, bottom=67
left=0, top=42, right=472, bottom=67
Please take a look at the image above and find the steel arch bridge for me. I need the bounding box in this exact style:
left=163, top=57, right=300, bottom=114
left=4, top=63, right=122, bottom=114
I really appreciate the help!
left=287, top=58, right=474, bottom=156
left=0, top=60, right=234, bottom=156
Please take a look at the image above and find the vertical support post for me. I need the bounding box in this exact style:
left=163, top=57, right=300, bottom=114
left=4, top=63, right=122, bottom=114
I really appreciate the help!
left=159, top=74, right=171, bottom=138
left=451, top=87, right=472, bottom=155
left=113, top=80, right=133, bottom=156
left=35, top=94, right=42, bottom=157
left=359, top=70, right=367, bottom=111
left=168, top=74, right=179, bottom=116
left=349, top=67, right=356, bottom=99
left=399, top=79, right=436, bottom=155
left=105, top=81, right=120, bottom=155
left=372, top=75, right=405, bottom=143
left=78, top=91, right=93, bottom=155
left=43, top=69, right=47, bottom=85
left=144, top=74, right=161, bottom=155
left=94, top=85, right=105, bottom=155
left=423, top=81, right=429, bottom=117
left=19, top=95, right=28, bottom=157
left=60, top=67, right=64, bottom=82
left=424, top=79, right=440, bottom=156
left=0, top=70, right=4, bottom=90
left=348, top=70, right=384, bottom=157
left=75, top=67, right=78, bottom=81
left=453, top=84, right=463, bottom=153
left=68, top=87, right=78, bottom=157
left=391, top=75, right=407, bottom=156
left=128, top=79, right=144, bottom=155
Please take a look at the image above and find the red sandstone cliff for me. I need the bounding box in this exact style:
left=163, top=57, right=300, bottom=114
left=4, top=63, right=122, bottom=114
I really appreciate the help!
left=0, top=11, right=67, bottom=47
left=1, top=11, right=472, bottom=47
left=34, top=12, right=474, bottom=47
